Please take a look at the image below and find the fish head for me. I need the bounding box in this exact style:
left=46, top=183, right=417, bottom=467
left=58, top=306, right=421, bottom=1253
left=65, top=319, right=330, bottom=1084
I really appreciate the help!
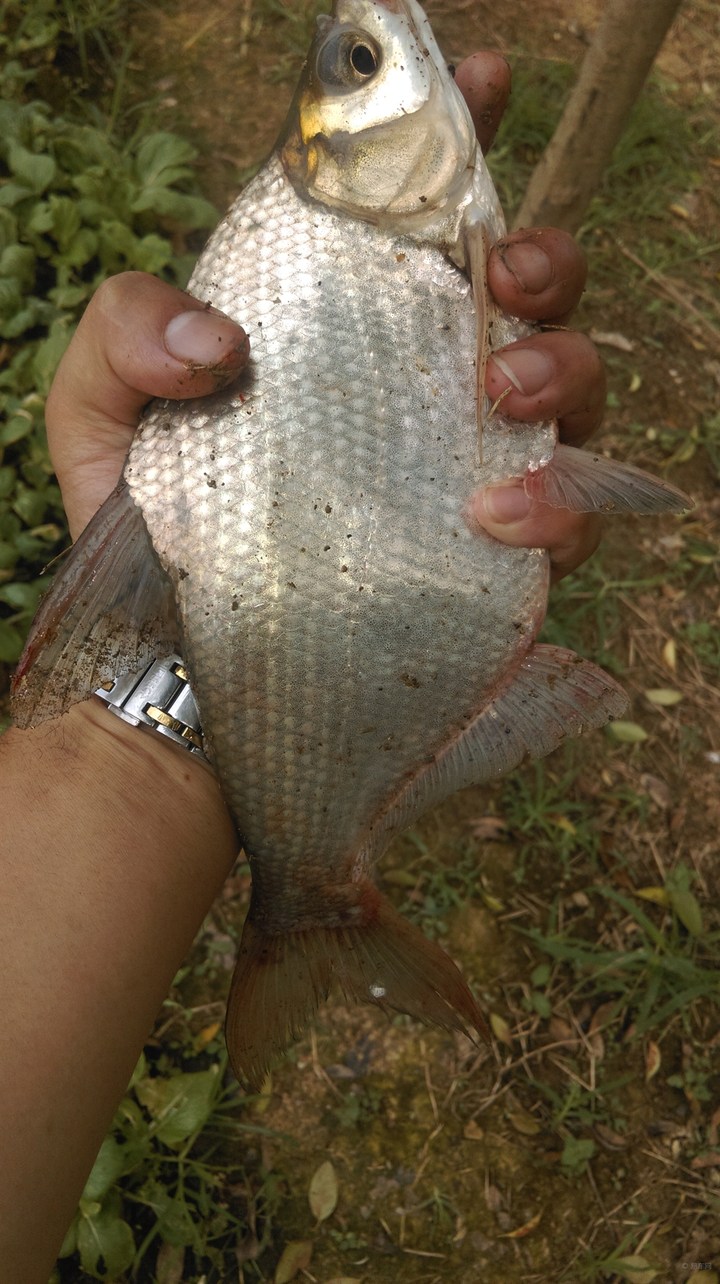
left=280, top=0, right=477, bottom=226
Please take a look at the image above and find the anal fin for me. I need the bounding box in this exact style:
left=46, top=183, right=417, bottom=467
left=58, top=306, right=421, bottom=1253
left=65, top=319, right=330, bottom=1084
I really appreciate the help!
left=361, top=644, right=629, bottom=865
left=11, top=481, right=180, bottom=728
left=525, top=443, right=692, bottom=514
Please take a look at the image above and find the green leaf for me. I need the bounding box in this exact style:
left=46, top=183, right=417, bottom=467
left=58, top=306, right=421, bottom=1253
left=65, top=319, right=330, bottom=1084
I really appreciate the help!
left=32, top=317, right=73, bottom=392
left=133, top=132, right=196, bottom=187
left=668, top=888, right=703, bottom=937
left=12, top=484, right=49, bottom=526
left=612, top=1255, right=658, bottom=1283
left=606, top=721, right=648, bottom=744
left=275, top=1240, right=313, bottom=1284
left=157, top=1195, right=198, bottom=1248
left=77, top=1204, right=136, bottom=1279
left=57, top=1213, right=79, bottom=1259
left=2, top=298, right=54, bottom=340
left=644, top=687, right=683, bottom=707
left=0, top=540, right=18, bottom=571
left=48, top=193, right=82, bottom=249
left=0, top=580, right=43, bottom=612
left=0, top=181, right=35, bottom=209
left=7, top=141, right=56, bottom=193
left=82, top=1136, right=132, bottom=1203
left=131, top=188, right=217, bottom=227
left=64, top=226, right=99, bottom=269
left=0, top=617, right=23, bottom=662
left=560, top=1136, right=596, bottom=1174
left=0, top=243, right=36, bottom=288
left=0, top=208, right=19, bottom=252
left=128, top=1050, right=148, bottom=1089
left=135, top=1067, right=220, bottom=1145
left=49, top=282, right=90, bottom=309
left=308, top=1160, right=338, bottom=1223
left=25, top=199, right=55, bottom=235
left=130, top=232, right=175, bottom=273
left=531, top=991, right=552, bottom=1018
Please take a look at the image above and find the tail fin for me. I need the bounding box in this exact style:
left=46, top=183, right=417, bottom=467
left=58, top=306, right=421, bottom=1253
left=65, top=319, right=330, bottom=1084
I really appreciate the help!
left=225, top=889, right=486, bottom=1090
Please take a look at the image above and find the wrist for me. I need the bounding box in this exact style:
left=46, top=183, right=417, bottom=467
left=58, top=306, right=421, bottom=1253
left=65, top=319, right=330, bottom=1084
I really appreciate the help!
left=3, top=695, right=237, bottom=888
left=74, top=695, right=233, bottom=841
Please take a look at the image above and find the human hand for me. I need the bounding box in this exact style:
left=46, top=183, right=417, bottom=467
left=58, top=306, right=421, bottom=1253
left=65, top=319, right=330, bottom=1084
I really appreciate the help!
left=457, top=52, right=605, bottom=581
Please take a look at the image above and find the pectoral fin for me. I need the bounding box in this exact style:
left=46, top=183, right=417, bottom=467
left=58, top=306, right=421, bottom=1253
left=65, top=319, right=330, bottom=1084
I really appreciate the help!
left=11, top=481, right=180, bottom=728
left=525, top=443, right=692, bottom=514
left=463, top=213, right=493, bottom=459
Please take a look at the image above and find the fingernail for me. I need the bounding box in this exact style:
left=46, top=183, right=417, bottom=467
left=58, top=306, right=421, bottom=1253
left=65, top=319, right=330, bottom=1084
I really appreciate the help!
left=164, top=310, right=249, bottom=371
left=498, top=241, right=553, bottom=294
left=482, top=482, right=532, bottom=524
left=489, top=348, right=553, bottom=396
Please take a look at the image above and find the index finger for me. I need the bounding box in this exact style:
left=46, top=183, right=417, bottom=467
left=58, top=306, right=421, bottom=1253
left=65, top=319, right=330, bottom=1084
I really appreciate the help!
left=488, top=228, right=589, bottom=325
left=455, top=52, right=511, bottom=154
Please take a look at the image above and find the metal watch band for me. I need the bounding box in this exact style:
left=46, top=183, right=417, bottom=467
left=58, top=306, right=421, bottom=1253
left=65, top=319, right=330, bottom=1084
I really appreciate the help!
left=95, top=655, right=209, bottom=765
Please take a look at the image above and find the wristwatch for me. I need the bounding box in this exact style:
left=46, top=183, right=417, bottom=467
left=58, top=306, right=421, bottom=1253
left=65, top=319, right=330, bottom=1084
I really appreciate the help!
left=95, top=655, right=210, bottom=766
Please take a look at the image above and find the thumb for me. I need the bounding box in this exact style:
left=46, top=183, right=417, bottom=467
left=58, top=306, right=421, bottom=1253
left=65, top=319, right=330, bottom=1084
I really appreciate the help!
left=46, top=272, right=249, bottom=539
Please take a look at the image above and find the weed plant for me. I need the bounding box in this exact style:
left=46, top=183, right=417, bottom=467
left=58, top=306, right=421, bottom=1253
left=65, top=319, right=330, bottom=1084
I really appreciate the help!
left=488, top=57, right=708, bottom=236
left=52, top=1035, right=284, bottom=1282
left=0, top=2, right=217, bottom=667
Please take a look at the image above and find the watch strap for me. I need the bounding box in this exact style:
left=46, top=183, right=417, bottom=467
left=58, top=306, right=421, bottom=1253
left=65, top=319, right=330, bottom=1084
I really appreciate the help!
left=95, top=655, right=209, bottom=765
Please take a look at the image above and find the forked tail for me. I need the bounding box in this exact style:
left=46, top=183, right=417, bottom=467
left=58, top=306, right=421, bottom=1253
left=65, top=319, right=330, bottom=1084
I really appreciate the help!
left=225, top=887, right=486, bottom=1090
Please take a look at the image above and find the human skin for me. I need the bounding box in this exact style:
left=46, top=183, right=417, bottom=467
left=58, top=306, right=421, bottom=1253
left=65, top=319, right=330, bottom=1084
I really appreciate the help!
left=0, top=53, right=606, bottom=1280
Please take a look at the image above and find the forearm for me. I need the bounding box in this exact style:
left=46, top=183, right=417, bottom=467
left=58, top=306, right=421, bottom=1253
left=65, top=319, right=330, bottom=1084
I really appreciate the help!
left=0, top=700, right=237, bottom=1282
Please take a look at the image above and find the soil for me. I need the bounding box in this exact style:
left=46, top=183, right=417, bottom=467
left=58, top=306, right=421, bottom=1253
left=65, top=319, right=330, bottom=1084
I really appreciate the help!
left=34, top=0, right=720, bottom=1279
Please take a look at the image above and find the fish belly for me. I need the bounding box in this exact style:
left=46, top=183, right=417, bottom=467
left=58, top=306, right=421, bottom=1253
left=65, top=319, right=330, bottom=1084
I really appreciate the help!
left=125, top=156, right=548, bottom=903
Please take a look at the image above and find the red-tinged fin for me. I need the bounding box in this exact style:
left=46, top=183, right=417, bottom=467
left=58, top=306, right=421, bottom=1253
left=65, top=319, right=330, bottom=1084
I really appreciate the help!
left=11, top=481, right=180, bottom=729
left=360, top=644, right=630, bottom=867
left=525, top=443, right=692, bottom=514
left=226, top=889, right=486, bottom=1091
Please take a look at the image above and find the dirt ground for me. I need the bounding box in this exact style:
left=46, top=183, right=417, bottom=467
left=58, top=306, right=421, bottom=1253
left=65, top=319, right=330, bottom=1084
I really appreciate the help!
left=120, top=2, right=720, bottom=1282
left=16, top=0, right=712, bottom=1279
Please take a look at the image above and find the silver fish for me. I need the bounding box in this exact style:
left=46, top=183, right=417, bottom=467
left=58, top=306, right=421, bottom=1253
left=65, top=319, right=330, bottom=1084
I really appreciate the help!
left=12, top=0, right=690, bottom=1088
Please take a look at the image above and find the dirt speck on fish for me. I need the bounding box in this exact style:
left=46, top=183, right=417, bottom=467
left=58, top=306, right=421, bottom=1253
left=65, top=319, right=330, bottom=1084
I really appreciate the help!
left=11, top=0, right=691, bottom=1089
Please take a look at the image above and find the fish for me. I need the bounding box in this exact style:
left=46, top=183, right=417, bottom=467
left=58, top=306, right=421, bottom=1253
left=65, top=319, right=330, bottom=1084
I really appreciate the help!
left=11, top=0, right=690, bottom=1090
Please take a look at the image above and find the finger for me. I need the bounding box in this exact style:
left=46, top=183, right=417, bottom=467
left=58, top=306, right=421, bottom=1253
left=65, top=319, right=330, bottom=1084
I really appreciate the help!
left=485, top=331, right=607, bottom=446
left=488, top=227, right=588, bottom=324
left=468, top=485, right=603, bottom=582
left=455, top=52, right=511, bottom=154
left=46, top=272, right=249, bottom=538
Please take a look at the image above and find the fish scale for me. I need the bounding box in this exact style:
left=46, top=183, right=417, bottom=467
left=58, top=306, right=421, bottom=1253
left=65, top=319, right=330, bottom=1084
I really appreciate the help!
left=12, top=0, right=690, bottom=1088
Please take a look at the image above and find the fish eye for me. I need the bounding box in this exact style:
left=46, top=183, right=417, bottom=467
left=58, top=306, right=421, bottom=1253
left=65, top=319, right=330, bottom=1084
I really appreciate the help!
left=350, top=41, right=378, bottom=78
left=315, top=29, right=381, bottom=91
